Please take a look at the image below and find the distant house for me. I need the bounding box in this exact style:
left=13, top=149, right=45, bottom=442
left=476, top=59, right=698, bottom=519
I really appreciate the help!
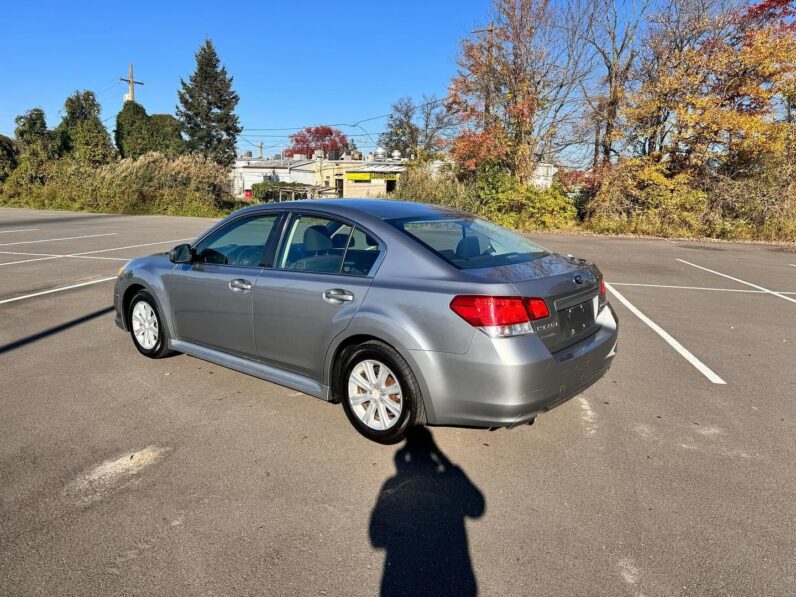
left=531, top=162, right=558, bottom=189
left=234, top=149, right=559, bottom=198
left=343, top=163, right=406, bottom=198
left=232, top=151, right=408, bottom=199
left=231, top=156, right=314, bottom=197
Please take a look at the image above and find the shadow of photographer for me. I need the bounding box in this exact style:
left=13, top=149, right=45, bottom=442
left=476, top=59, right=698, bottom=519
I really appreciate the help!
left=369, top=427, right=485, bottom=597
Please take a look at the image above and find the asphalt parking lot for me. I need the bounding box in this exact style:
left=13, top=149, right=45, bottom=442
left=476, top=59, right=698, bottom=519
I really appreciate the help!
left=1, top=207, right=794, bottom=596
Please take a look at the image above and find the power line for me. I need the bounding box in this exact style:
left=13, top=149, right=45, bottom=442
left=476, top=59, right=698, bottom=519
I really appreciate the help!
left=238, top=130, right=389, bottom=139
left=240, top=98, right=445, bottom=132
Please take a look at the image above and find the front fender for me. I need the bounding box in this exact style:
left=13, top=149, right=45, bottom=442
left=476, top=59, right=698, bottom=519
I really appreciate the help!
left=115, top=256, right=175, bottom=337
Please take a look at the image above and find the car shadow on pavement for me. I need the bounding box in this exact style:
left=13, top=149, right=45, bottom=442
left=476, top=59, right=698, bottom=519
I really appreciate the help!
left=369, top=426, right=485, bottom=597
left=0, top=306, right=114, bottom=355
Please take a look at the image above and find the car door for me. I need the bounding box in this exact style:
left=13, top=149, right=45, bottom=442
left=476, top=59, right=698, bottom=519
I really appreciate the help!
left=253, top=213, right=383, bottom=380
left=170, top=212, right=283, bottom=359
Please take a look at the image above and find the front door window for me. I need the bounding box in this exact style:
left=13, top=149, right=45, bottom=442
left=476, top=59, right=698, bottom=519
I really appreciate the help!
left=194, top=215, right=279, bottom=267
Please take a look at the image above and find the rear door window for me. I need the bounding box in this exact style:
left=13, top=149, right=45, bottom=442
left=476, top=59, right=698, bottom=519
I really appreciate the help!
left=341, top=227, right=381, bottom=276
left=278, top=214, right=381, bottom=276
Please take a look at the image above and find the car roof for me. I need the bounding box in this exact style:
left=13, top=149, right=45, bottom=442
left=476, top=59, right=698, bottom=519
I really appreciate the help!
left=242, top=198, right=464, bottom=221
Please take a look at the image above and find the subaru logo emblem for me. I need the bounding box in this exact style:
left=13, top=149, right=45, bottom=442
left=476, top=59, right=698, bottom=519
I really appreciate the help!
left=574, top=274, right=584, bottom=285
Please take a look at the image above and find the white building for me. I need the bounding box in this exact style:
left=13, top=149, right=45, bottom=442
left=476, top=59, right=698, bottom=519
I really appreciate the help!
left=231, top=156, right=314, bottom=197
left=531, top=162, right=558, bottom=189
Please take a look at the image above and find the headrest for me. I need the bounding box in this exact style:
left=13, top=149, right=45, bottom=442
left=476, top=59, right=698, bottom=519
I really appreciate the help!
left=304, top=225, right=332, bottom=252
left=332, top=233, right=354, bottom=249
left=455, top=236, right=481, bottom=259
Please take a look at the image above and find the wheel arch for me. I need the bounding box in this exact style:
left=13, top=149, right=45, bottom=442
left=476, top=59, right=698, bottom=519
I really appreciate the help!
left=121, top=283, right=146, bottom=329
left=325, top=332, right=431, bottom=424
left=121, top=283, right=174, bottom=340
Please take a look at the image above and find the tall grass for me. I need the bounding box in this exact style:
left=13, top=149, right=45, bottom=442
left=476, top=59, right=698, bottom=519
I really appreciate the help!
left=0, top=153, right=244, bottom=217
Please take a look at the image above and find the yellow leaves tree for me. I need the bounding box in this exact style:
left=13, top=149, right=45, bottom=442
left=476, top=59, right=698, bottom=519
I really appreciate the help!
left=627, top=0, right=796, bottom=176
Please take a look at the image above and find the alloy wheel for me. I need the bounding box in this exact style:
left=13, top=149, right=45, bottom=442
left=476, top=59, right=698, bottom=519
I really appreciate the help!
left=131, top=301, right=159, bottom=350
left=347, top=359, right=403, bottom=431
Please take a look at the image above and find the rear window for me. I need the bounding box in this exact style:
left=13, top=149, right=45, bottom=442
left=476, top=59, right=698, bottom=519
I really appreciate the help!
left=388, top=215, right=548, bottom=270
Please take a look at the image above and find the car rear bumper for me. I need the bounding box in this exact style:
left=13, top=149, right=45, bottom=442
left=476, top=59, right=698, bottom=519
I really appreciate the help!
left=409, top=304, right=618, bottom=428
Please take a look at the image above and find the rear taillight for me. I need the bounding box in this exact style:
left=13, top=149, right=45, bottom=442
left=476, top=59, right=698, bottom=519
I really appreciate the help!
left=526, top=297, right=550, bottom=320
left=599, top=277, right=606, bottom=297
left=450, top=295, right=549, bottom=338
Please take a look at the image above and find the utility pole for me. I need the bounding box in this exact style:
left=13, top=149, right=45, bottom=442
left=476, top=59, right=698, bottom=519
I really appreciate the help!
left=120, top=64, right=144, bottom=103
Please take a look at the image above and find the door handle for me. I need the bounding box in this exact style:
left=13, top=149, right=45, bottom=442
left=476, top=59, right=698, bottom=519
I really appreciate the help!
left=229, top=278, right=252, bottom=293
left=323, top=288, right=354, bottom=304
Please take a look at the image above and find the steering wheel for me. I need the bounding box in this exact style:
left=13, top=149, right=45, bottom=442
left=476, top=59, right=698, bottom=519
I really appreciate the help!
left=235, top=246, right=263, bottom=266
left=222, top=245, right=259, bottom=267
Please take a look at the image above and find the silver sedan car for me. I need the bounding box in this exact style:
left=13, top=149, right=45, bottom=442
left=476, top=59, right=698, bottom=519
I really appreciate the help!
left=114, top=199, right=618, bottom=443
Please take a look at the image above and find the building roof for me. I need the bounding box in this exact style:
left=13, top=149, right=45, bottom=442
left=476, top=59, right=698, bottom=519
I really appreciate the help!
left=239, top=158, right=313, bottom=169
left=345, top=162, right=406, bottom=174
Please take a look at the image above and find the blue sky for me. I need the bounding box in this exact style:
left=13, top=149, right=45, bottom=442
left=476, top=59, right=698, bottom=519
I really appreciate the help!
left=0, top=0, right=490, bottom=153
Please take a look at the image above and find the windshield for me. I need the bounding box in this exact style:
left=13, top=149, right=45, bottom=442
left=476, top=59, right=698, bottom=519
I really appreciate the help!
left=388, top=214, right=549, bottom=270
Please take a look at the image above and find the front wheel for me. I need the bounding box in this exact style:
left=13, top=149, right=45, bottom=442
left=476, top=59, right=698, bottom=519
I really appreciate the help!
left=128, top=290, right=172, bottom=359
left=340, top=341, right=424, bottom=444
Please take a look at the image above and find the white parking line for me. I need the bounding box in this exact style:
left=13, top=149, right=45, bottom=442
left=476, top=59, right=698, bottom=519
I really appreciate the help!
left=73, top=238, right=193, bottom=256
left=609, top=283, right=765, bottom=294
left=606, top=283, right=726, bottom=385
left=0, top=233, right=118, bottom=247
left=0, top=250, right=130, bottom=262
left=0, top=238, right=193, bottom=267
left=676, top=259, right=796, bottom=305
left=0, top=276, right=118, bottom=305
left=0, top=228, right=40, bottom=234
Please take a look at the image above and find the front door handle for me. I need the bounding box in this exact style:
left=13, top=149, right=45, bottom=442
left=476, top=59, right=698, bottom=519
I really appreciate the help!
left=323, top=288, right=354, bottom=304
left=229, top=278, right=252, bottom=293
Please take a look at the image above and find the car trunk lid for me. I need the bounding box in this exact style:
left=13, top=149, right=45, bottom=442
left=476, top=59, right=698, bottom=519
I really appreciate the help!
left=470, top=253, right=602, bottom=352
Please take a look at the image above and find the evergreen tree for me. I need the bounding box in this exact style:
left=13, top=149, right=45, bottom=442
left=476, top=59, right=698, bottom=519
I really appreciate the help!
left=0, top=134, right=17, bottom=182
left=14, top=108, right=59, bottom=184
left=15, top=108, right=50, bottom=147
left=116, top=102, right=185, bottom=159
left=115, top=101, right=153, bottom=158
left=57, top=90, right=115, bottom=165
left=177, top=39, right=241, bottom=166
left=149, top=114, right=185, bottom=157
left=71, top=118, right=116, bottom=166
left=57, top=90, right=102, bottom=153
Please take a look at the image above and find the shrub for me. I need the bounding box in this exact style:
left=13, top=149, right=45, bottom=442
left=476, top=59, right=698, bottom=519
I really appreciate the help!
left=0, top=153, right=241, bottom=217
left=587, top=159, right=709, bottom=237
left=251, top=180, right=311, bottom=202
left=389, top=163, right=476, bottom=212
left=585, top=155, right=796, bottom=241
left=393, top=164, right=576, bottom=231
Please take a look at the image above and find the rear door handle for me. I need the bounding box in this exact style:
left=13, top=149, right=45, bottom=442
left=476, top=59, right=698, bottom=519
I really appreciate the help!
left=229, top=278, right=252, bottom=293
left=323, top=288, right=354, bottom=304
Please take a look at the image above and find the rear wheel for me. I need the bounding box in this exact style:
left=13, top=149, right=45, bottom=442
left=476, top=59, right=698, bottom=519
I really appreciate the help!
left=340, top=341, right=424, bottom=444
left=128, top=290, right=172, bottom=359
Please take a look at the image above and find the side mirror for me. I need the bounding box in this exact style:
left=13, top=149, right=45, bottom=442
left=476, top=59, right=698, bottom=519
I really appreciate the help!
left=169, top=243, right=194, bottom=264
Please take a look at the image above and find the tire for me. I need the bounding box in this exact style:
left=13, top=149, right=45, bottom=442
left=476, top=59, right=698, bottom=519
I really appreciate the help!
left=340, top=340, right=425, bottom=444
left=128, top=290, right=173, bottom=359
